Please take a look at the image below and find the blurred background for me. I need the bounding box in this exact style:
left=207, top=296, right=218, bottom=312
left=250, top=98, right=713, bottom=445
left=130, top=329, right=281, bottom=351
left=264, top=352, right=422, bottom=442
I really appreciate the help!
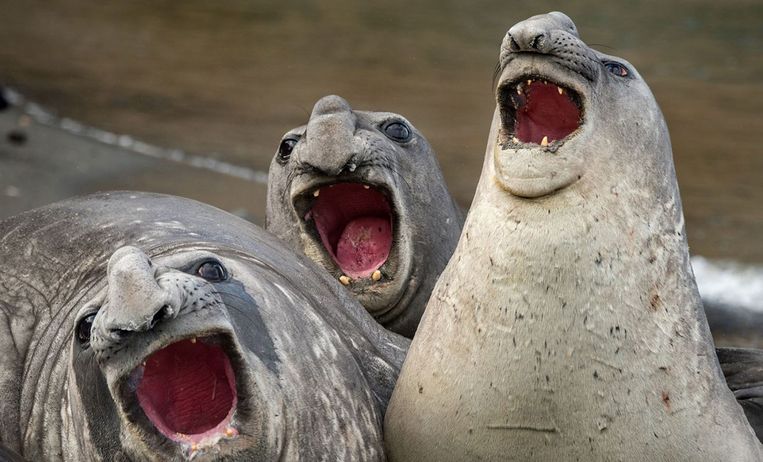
left=0, top=0, right=761, bottom=265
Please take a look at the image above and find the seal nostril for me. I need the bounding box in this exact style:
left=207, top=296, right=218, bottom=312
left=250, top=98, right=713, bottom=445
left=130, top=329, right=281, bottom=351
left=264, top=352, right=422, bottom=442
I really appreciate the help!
left=111, top=328, right=131, bottom=340
left=149, top=305, right=171, bottom=329
left=509, top=35, right=520, bottom=52
left=530, top=34, right=545, bottom=50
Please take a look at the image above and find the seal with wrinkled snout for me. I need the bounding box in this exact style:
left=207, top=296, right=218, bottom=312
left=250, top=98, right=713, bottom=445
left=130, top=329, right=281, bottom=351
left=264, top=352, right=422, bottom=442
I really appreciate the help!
left=385, top=12, right=763, bottom=461
left=267, top=95, right=463, bottom=338
left=0, top=192, right=407, bottom=461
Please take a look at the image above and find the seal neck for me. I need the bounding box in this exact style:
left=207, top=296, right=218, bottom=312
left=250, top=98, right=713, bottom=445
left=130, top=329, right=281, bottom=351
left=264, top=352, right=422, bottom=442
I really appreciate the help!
left=384, top=114, right=761, bottom=460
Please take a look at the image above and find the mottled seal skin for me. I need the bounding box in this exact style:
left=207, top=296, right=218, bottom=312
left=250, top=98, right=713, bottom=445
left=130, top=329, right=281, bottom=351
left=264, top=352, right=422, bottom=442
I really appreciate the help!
left=266, top=95, right=463, bottom=338
left=0, top=191, right=407, bottom=461
left=385, top=12, right=762, bottom=461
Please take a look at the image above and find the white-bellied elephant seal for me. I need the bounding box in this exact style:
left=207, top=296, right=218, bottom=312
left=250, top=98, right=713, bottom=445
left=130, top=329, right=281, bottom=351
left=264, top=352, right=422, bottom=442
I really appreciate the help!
left=266, top=95, right=463, bottom=338
left=0, top=191, right=408, bottom=461
left=384, top=11, right=762, bottom=461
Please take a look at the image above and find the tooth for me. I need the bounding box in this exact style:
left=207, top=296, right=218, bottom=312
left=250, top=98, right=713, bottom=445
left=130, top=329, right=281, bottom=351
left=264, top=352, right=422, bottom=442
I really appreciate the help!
left=543, top=80, right=548, bottom=85
left=527, top=79, right=532, bottom=86
left=225, top=427, right=237, bottom=437
left=516, top=87, right=522, bottom=95
left=190, top=337, right=197, bottom=344
left=558, top=86, right=564, bottom=95
left=339, top=275, right=351, bottom=286
left=372, top=270, right=382, bottom=281
left=191, top=443, right=198, bottom=452
left=142, top=361, right=146, bottom=367
left=313, top=189, right=320, bottom=197
left=512, top=136, right=520, bottom=144
left=541, top=136, right=549, bottom=147
left=363, top=185, right=370, bottom=189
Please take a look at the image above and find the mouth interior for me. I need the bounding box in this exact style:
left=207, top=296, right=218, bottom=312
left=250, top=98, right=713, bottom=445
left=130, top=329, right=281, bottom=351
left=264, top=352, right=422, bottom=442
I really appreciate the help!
left=136, top=337, right=237, bottom=443
left=307, top=183, right=393, bottom=278
left=505, top=79, right=581, bottom=145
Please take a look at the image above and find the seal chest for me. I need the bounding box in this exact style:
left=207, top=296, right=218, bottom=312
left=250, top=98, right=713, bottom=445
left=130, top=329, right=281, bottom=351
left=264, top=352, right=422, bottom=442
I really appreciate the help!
left=384, top=11, right=763, bottom=461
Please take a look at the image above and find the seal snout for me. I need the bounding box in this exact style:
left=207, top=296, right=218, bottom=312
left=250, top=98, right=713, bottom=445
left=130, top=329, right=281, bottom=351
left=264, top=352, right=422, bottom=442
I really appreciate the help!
left=499, top=11, right=598, bottom=83
left=298, top=95, right=359, bottom=176
left=102, top=246, right=178, bottom=338
left=505, top=11, right=578, bottom=55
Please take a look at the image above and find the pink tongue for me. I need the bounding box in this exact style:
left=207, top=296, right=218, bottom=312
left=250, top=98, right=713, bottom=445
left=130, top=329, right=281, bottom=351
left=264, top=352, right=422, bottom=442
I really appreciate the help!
left=335, top=217, right=392, bottom=278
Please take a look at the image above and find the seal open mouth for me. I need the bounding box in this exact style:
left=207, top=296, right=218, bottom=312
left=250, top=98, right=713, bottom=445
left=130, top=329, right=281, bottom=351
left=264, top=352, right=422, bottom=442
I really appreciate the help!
left=298, top=182, right=394, bottom=279
left=130, top=336, right=238, bottom=447
left=499, top=77, right=583, bottom=147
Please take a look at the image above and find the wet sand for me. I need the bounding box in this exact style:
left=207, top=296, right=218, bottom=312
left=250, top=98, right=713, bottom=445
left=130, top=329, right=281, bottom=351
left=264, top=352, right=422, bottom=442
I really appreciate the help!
left=0, top=0, right=761, bottom=260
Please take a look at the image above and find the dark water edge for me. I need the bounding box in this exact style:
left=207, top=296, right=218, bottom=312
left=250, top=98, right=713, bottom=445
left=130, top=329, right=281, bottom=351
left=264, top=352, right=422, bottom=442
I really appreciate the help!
left=0, top=0, right=761, bottom=261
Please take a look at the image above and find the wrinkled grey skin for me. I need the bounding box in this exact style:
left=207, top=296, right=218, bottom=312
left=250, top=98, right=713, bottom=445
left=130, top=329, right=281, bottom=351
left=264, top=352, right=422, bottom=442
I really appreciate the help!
left=0, top=191, right=408, bottom=461
left=385, top=12, right=763, bottom=461
left=266, top=95, right=463, bottom=338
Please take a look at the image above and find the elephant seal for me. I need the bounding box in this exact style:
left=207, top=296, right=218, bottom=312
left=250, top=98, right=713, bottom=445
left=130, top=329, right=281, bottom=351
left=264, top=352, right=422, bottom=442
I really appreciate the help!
left=0, top=191, right=407, bottom=461
left=385, top=11, right=762, bottom=461
left=266, top=95, right=463, bottom=338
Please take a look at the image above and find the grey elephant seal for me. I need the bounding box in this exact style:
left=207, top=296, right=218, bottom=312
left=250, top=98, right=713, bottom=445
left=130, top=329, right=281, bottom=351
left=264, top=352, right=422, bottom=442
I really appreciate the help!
left=0, top=191, right=407, bottom=461
left=385, top=11, right=762, bottom=461
left=266, top=95, right=463, bottom=338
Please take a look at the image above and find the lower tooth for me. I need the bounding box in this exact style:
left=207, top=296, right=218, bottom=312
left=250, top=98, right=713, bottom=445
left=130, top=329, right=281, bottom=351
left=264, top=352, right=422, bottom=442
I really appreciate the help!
left=339, top=275, right=351, bottom=286
left=372, top=270, right=382, bottom=281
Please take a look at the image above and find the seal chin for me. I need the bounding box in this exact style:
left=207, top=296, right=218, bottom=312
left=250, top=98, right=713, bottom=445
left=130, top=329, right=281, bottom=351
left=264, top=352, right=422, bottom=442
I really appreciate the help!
left=493, top=68, right=587, bottom=197
left=292, top=179, right=412, bottom=316
left=493, top=141, right=585, bottom=198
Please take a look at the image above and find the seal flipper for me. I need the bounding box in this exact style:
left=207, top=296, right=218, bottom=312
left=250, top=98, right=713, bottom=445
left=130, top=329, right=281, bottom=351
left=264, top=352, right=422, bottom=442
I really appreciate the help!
left=718, top=347, right=763, bottom=441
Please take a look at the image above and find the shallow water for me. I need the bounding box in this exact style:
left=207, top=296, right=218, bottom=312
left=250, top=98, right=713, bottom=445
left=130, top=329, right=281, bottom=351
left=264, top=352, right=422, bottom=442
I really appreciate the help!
left=0, top=0, right=761, bottom=261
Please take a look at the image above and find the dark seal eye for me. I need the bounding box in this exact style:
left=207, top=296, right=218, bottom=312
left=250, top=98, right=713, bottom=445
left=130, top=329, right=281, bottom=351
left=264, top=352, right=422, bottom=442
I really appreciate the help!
left=76, top=313, right=96, bottom=346
left=382, top=121, right=412, bottom=143
left=604, top=61, right=629, bottom=78
left=197, top=260, right=228, bottom=282
left=277, top=136, right=299, bottom=164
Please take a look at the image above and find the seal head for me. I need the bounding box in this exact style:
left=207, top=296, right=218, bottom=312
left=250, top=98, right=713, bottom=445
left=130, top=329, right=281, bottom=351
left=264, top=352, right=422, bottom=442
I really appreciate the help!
left=267, top=95, right=463, bottom=337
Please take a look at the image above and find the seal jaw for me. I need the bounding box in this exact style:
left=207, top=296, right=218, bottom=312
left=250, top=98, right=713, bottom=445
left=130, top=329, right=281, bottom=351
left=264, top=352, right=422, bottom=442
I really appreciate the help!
left=113, top=325, right=251, bottom=459
left=497, top=75, right=584, bottom=147
left=493, top=60, right=589, bottom=197
left=132, top=335, right=238, bottom=447
left=291, top=177, right=414, bottom=318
